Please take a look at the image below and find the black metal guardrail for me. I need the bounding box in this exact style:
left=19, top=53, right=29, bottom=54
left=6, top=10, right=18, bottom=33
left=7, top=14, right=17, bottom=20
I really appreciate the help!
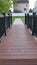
left=0, top=13, right=12, bottom=39
left=25, top=13, right=37, bottom=37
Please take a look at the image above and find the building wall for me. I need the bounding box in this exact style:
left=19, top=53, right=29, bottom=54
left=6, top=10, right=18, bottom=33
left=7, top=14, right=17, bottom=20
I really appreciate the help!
left=34, top=1, right=37, bottom=13
left=13, top=3, right=29, bottom=13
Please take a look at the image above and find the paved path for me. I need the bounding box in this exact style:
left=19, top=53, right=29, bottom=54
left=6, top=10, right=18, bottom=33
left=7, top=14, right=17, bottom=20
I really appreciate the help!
left=13, top=18, right=24, bottom=25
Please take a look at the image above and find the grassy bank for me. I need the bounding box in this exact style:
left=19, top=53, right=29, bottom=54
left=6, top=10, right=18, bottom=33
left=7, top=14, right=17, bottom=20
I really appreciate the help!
left=12, top=16, right=25, bottom=24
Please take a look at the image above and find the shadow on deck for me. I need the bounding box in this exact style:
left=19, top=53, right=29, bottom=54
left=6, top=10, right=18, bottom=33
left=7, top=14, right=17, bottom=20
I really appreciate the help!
left=0, top=25, right=37, bottom=65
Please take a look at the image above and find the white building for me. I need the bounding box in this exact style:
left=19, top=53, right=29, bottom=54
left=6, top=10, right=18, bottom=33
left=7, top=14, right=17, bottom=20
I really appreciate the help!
left=34, top=1, right=37, bottom=13
left=13, top=0, right=29, bottom=13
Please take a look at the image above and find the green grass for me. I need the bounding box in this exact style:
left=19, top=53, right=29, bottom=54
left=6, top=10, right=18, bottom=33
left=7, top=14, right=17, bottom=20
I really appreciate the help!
left=12, top=16, right=25, bottom=24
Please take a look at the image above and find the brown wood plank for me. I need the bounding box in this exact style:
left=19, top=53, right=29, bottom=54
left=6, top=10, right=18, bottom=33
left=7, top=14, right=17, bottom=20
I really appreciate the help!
left=0, top=59, right=37, bottom=65
left=0, top=25, right=37, bottom=64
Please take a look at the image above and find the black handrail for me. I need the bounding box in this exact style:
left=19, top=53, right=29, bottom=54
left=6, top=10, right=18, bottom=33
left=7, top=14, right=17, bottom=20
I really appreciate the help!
left=25, top=13, right=37, bottom=37
left=0, top=13, right=12, bottom=39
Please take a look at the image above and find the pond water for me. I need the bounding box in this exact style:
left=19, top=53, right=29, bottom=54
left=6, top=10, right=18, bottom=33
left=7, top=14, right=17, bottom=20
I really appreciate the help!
left=12, top=13, right=25, bottom=16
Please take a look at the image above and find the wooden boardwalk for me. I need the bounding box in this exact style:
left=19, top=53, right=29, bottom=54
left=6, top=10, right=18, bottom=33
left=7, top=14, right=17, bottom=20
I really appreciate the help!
left=0, top=25, right=37, bottom=65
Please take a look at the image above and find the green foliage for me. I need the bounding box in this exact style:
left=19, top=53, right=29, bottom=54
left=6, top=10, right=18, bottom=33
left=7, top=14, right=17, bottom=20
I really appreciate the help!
left=0, top=0, right=12, bottom=13
left=29, top=9, right=33, bottom=13
left=12, top=16, right=25, bottom=24
left=13, top=0, right=17, bottom=4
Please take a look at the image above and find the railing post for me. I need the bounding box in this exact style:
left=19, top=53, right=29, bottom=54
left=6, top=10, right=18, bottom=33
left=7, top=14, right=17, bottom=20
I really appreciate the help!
left=9, top=10, right=12, bottom=25
left=3, top=13, right=6, bottom=36
left=11, top=13, right=12, bottom=25
left=26, top=14, right=27, bottom=25
left=32, top=12, right=36, bottom=35
left=27, top=13, right=29, bottom=28
left=8, top=14, right=10, bottom=28
left=25, top=13, right=26, bottom=24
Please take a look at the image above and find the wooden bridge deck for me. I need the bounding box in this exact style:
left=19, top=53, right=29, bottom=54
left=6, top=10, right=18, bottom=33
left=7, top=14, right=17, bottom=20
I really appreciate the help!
left=0, top=25, right=37, bottom=65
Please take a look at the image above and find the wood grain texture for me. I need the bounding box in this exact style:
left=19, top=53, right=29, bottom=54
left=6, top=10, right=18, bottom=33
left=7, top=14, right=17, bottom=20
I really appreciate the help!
left=0, top=25, right=37, bottom=64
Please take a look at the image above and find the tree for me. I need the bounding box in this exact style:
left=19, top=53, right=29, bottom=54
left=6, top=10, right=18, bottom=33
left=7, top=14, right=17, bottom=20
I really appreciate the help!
left=0, top=0, right=13, bottom=14
left=13, top=0, right=17, bottom=4
left=29, top=9, right=33, bottom=13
